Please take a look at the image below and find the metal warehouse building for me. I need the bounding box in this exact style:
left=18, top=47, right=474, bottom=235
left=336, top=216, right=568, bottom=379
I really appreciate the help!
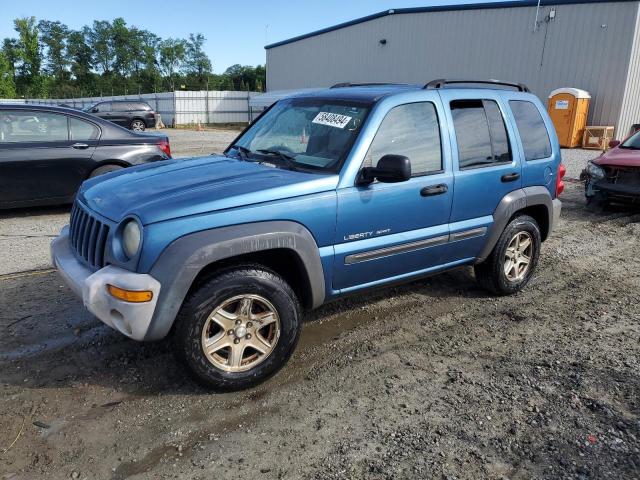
left=265, top=0, right=640, bottom=137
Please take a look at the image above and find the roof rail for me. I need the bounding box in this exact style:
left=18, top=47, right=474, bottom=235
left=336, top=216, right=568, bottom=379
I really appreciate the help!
left=330, top=82, right=404, bottom=89
left=424, top=79, right=530, bottom=92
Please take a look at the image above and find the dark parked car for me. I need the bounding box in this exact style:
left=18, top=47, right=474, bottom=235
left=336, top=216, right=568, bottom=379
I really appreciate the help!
left=84, top=100, right=157, bottom=131
left=583, top=130, right=640, bottom=206
left=0, top=104, right=171, bottom=209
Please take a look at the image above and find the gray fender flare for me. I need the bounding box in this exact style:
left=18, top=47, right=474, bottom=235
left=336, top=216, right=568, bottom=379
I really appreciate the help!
left=144, top=221, right=325, bottom=341
left=476, top=186, right=558, bottom=263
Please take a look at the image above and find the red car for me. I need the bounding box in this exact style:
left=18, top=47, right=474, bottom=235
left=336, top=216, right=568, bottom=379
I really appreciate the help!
left=583, top=129, right=640, bottom=206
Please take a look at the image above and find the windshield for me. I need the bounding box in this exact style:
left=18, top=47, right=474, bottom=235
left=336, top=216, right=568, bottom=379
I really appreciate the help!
left=82, top=104, right=96, bottom=112
left=621, top=130, right=640, bottom=149
left=226, top=98, right=370, bottom=172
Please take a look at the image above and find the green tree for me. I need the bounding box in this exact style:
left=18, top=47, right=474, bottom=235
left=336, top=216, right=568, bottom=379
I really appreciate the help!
left=67, top=29, right=93, bottom=82
left=13, top=16, right=43, bottom=96
left=87, top=20, right=113, bottom=75
left=159, top=38, right=186, bottom=91
left=185, top=33, right=212, bottom=83
left=0, top=51, right=16, bottom=97
left=38, top=20, right=69, bottom=80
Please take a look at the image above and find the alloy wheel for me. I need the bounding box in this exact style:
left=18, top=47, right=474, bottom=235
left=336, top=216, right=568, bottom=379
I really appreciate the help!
left=201, top=294, right=281, bottom=373
left=504, top=231, right=533, bottom=282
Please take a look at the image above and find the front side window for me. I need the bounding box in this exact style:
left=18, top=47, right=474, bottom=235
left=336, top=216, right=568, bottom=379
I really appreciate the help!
left=451, top=99, right=512, bottom=169
left=364, top=102, right=442, bottom=176
left=509, top=100, right=552, bottom=160
left=0, top=111, right=69, bottom=143
left=228, top=98, right=370, bottom=172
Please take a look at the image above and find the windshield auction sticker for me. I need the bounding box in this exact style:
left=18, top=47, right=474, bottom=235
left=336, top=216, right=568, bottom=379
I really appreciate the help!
left=312, top=112, right=353, bottom=129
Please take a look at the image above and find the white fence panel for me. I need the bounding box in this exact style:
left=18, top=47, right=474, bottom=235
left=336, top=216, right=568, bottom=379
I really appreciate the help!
left=1, top=91, right=259, bottom=126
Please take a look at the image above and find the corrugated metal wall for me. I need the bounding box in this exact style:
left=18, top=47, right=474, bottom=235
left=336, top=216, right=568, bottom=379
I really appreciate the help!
left=267, top=1, right=640, bottom=133
left=618, top=6, right=640, bottom=137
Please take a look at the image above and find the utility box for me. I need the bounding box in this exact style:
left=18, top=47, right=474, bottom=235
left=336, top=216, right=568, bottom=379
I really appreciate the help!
left=548, top=88, right=591, bottom=148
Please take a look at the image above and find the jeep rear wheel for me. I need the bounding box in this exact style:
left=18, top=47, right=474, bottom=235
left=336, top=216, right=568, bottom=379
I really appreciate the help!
left=174, top=266, right=301, bottom=391
left=474, top=215, right=541, bottom=295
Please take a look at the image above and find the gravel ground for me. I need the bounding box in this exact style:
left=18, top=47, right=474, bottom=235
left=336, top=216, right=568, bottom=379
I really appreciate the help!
left=0, top=182, right=639, bottom=480
left=561, top=148, right=601, bottom=180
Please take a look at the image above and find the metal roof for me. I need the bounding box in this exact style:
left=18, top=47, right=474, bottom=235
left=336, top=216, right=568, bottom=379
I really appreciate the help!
left=265, top=0, right=639, bottom=49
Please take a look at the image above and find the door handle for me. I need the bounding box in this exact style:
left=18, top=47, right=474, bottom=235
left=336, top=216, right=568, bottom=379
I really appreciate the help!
left=501, top=172, right=520, bottom=182
left=420, top=184, right=448, bottom=197
left=71, top=143, right=89, bottom=149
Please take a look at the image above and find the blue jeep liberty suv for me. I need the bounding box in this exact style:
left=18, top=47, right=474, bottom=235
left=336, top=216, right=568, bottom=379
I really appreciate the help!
left=51, top=80, right=564, bottom=391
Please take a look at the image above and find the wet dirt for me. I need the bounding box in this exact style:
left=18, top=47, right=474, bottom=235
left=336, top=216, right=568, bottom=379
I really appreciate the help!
left=1, top=183, right=639, bottom=479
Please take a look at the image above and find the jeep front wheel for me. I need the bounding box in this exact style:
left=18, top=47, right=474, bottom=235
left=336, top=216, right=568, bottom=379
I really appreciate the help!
left=474, top=215, right=541, bottom=295
left=174, top=266, right=301, bottom=391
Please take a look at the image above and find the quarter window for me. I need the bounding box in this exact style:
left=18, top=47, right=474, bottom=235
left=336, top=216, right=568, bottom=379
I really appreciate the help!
left=365, top=102, right=442, bottom=176
left=0, top=111, right=68, bottom=143
left=509, top=100, right=552, bottom=160
left=450, top=99, right=512, bottom=169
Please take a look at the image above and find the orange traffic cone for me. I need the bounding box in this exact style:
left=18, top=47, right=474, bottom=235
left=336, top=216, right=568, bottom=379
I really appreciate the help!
left=197, top=120, right=204, bottom=132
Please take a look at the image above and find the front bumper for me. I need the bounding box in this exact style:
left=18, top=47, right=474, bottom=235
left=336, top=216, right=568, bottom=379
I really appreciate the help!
left=586, top=178, right=640, bottom=203
left=51, top=226, right=161, bottom=341
left=551, top=198, right=562, bottom=233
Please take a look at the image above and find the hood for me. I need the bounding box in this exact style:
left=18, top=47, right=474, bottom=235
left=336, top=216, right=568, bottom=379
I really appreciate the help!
left=593, top=147, right=640, bottom=168
left=78, top=155, right=338, bottom=224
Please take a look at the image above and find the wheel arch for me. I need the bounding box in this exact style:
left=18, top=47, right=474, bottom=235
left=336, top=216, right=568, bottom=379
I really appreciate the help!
left=144, top=221, right=326, bottom=341
left=476, top=187, right=556, bottom=264
left=86, top=160, right=130, bottom=180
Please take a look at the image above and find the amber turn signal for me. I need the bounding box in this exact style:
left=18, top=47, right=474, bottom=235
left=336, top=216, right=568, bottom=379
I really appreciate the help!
left=107, top=284, right=153, bottom=303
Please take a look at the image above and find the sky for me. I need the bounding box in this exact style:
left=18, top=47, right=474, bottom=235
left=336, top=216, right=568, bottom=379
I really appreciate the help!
left=0, top=0, right=511, bottom=73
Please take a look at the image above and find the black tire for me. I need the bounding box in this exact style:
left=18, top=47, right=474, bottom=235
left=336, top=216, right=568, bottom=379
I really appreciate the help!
left=173, top=265, right=302, bottom=391
left=89, top=164, right=124, bottom=178
left=130, top=119, right=146, bottom=131
left=474, top=215, right=541, bottom=296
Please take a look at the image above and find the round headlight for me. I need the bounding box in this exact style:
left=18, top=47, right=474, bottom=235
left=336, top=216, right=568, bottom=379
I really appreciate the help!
left=587, top=161, right=605, bottom=180
left=122, top=220, right=141, bottom=258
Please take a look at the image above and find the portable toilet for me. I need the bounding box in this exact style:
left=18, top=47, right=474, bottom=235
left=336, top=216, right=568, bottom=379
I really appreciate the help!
left=547, top=88, right=591, bottom=148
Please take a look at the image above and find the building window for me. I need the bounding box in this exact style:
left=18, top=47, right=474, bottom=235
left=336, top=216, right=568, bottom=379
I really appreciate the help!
left=509, top=100, right=552, bottom=161
left=450, top=99, right=512, bottom=169
left=365, top=102, right=442, bottom=176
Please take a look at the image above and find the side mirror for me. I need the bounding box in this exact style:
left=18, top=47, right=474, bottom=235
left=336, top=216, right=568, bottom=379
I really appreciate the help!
left=91, top=107, right=99, bottom=113
left=608, top=139, right=621, bottom=148
left=358, top=154, right=411, bottom=185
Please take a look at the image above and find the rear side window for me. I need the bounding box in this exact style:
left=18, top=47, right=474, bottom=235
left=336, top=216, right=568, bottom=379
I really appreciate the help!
left=69, top=117, right=100, bottom=140
left=450, top=99, right=512, bottom=169
left=509, top=100, right=552, bottom=160
left=365, top=102, right=442, bottom=176
left=112, top=102, right=131, bottom=112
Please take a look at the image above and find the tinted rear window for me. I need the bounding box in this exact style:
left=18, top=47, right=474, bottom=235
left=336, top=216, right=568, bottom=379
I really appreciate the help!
left=509, top=100, right=552, bottom=160
left=450, top=99, right=512, bottom=169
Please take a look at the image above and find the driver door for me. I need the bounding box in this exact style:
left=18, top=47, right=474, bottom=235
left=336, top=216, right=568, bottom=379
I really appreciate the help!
left=333, top=99, right=454, bottom=292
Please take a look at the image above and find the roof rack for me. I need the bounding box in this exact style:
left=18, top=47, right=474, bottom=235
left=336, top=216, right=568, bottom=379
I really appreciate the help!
left=330, top=82, right=404, bottom=89
left=424, top=79, right=530, bottom=93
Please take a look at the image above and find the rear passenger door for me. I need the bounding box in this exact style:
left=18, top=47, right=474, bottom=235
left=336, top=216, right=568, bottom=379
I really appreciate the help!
left=439, top=91, right=523, bottom=261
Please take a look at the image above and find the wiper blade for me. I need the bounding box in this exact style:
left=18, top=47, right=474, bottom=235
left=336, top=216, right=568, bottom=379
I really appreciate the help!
left=228, top=144, right=252, bottom=160
left=255, top=149, right=298, bottom=170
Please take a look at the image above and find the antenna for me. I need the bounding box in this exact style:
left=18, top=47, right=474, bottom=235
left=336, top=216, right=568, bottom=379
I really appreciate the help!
left=533, top=0, right=542, bottom=32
